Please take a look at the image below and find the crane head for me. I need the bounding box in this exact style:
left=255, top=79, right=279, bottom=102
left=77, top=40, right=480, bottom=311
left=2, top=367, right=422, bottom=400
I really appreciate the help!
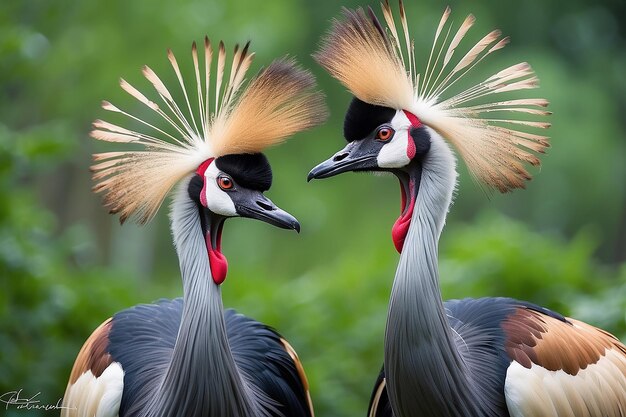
left=308, top=97, right=439, bottom=253
left=308, top=97, right=430, bottom=179
left=309, top=3, right=550, bottom=253
left=189, top=153, right=299, bottom=284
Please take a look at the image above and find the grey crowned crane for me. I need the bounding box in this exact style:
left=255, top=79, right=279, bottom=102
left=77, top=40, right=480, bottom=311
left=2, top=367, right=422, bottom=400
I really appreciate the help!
left=308, top=3, right=626, bottom=417
left=61, top=38, right=327, bottom=417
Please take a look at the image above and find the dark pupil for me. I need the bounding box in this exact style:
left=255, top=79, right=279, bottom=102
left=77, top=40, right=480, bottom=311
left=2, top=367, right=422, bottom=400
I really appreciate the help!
left=219, top=177, right=232, bottom=188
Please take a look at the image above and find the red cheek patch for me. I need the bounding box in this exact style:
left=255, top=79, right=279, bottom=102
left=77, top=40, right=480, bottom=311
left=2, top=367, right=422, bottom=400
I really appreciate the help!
left=403, top=110, right=421, bottom=160
left=196, top=158, right=214, bottom=176
left=406, top=135, right=416, bottom=159
left=196, top=158, right=214, bottom=208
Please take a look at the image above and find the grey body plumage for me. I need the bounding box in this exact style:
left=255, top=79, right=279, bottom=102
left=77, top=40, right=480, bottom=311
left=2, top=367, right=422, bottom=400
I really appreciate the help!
left=383, top=134, right=487, bottom=417
left=139, top=182, right=261, bottom=417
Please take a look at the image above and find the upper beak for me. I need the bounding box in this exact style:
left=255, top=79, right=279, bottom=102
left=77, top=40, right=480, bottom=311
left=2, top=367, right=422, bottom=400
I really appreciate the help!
left=236, top=193, right=300, bottom=233
left=307, top=141, right=379, bottom=181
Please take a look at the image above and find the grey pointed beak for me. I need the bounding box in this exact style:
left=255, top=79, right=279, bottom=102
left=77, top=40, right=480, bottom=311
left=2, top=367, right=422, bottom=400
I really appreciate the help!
left=235, top=193, right=300, bottom=233
left=307, top=141, right=380, bottom=181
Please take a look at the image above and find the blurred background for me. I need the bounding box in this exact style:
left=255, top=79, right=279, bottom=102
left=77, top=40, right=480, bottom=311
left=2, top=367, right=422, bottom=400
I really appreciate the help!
left=1, top=0, right=625, bottom=415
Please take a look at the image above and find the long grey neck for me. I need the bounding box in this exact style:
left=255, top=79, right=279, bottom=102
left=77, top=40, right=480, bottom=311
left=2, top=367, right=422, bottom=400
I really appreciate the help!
left=143, top=179, right=260, bottom=417
left=384, top=132, right=483, bottom=417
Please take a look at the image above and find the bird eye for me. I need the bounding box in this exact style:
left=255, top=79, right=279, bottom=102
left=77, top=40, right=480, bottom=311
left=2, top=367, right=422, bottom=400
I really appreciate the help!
left=217, top=175, right=233, bottom=190
left=376, top=127, right=394, bottom=142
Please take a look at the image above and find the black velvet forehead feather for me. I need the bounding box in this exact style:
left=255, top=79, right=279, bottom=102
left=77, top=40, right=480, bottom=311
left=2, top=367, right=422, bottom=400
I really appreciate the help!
left=343, top=97, right=396, bottom=142
left=214, top=153, right=273, bottom=191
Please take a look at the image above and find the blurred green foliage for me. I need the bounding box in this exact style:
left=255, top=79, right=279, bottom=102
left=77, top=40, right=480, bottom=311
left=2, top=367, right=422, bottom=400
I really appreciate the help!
left=1, top=0, right=625, bottom=416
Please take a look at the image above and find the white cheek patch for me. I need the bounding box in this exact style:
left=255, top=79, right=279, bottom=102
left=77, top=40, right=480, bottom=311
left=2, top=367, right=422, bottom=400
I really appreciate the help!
left=377, top=111, right=412, bottom=169
left=203, top=163, right=237, bottom=216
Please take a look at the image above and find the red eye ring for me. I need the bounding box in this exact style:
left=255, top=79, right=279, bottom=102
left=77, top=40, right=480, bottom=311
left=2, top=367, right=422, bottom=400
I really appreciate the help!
left=217, top=175, right=233, bottom=190
left=376, top=127, right=394, bottom=141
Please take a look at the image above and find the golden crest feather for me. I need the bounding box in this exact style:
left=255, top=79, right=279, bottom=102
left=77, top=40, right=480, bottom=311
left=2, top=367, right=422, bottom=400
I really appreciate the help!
left=314, top=7, right=414, bottom=110
left=91, top=38, right=327, bottom=224
left=315, top=2, right=550, bottom=192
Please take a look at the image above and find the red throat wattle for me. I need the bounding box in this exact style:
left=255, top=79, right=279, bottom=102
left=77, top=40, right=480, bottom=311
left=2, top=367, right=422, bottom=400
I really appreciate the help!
left=391, top=177, right=416, bottom=253
left=206, top=222, right=228, bottom=285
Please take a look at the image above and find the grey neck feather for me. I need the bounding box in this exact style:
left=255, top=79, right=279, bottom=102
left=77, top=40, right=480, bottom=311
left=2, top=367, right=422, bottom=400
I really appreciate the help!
left=142, top=177, right=264, bottom=417
left=384, top=130, right=484, bottom=417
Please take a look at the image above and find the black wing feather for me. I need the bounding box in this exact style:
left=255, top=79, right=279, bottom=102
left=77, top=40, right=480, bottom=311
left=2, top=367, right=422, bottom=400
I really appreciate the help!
left=109, top=298, right=182, bottom=416
left=225, top=309, right=312, bottom=417
left=367, top=366, right=392, bottom=417
left=107, top=298, right=310, bottom=417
